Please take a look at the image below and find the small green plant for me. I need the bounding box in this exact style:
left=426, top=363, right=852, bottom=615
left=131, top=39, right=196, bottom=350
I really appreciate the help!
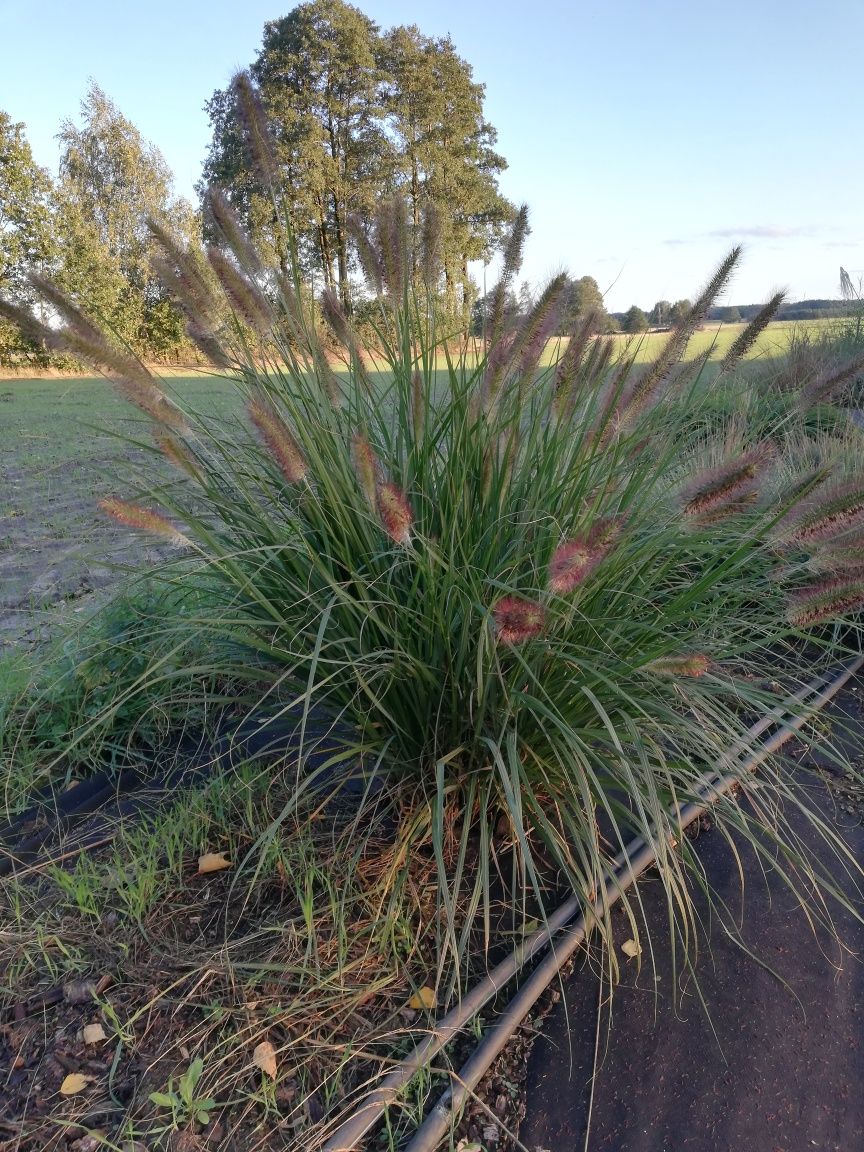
left=149, top=1057, right=217, bottom=1128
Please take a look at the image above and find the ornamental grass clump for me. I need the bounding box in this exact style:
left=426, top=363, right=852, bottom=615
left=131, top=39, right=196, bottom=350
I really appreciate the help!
left=4, top=72, right=863, bottom=977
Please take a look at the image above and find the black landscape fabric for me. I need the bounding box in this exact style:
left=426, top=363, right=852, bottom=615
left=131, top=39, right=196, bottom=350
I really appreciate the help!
left=522, top=687, right=864, bottom=1152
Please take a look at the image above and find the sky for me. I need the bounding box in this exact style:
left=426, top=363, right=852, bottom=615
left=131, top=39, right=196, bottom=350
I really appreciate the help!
left=1, top=0, right=862, bottom=311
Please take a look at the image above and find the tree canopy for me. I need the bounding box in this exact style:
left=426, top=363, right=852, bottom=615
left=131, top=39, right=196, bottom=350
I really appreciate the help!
left=201, top=0, right=513, bottom=312
left=0, top=111, right=57, bottom=361
left=56, top=82, right=197, bottom=357
left=622, top=304, right=649, bottom=333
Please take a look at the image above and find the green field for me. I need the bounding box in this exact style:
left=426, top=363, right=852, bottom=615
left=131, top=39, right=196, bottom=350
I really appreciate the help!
left=599, top=317, right=833, bottom=365
left=0, top=316, right=831, bottom=643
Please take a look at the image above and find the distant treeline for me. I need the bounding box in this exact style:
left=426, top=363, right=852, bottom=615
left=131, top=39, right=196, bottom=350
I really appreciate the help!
left=609, top=300, right=854, bottom=329
left=712, top=300, right=852, bottom=323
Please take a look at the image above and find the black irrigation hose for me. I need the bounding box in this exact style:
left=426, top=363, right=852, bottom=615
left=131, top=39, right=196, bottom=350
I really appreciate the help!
left=323, top=654, right=864, bottom=1152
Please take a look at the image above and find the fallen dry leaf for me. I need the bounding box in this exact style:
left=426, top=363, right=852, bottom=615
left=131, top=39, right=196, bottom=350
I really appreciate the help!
left=59, top=1072, right=93, bottom=1095
left=253, top=1040, right=278, bottom=1079
left=197, top=851, right=232, bottom=874
left=408, top=986, right=437, bottom=1010
left=83, top=1022, right=107, bottom=1045
left=621, top=938, right=641, bottom=959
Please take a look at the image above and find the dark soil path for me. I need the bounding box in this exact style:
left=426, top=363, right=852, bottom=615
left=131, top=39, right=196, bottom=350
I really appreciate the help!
left=521, top=683, right=864, bottom=1152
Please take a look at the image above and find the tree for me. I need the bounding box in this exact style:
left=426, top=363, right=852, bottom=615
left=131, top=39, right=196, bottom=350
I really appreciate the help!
left=669, top=298, right=692, bottom=325
left=56, top=82, right=196, bottom=358
left=380, top=25, right=512, bottom=311
left=558, top=274, right=608, bottom=333
left=0, top=111, right=57, bottom=363
left=649, top=299, right=672, bottom=327
left=715, top=305, right=741, bottom=323
left=201, top=2, right=513, bottom=313
left=622, top=304, right=648, bottom=334
left=203, top=0, right=389, bottom=304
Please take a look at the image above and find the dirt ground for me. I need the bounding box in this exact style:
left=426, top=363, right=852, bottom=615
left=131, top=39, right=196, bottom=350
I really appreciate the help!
left=0, top=376, right=234, bottom=646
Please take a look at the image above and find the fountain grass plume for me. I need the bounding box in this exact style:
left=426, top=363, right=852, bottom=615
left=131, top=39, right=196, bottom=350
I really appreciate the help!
left=351, top=431, right=380, bottom=511
left=147, top=217, right=222, bottom=335
left=719, top=291, right=786, bottom=373
left=801, top=356, right=864, bottom=409
left=376, top=481, right=414, bottom=545
left=548, top=517, right=622, bottom=594
left=680, top=443, right=774, bottom=520
left=644, top=653, right=711, bottom=677
left=0, top=297, right=62, bottom=353
left=618, top=246, right=741, bottom=425
left=204, top=188, right=264, bottom=278
left=420, top=202, right=443, bottom=289
left=231, top=71, right=279, bottom=192
left=514, top=273, right=571, bottom=380
left=493, top=596, right=545, bottom=644
left=247, top=394, right=307, bottom=485
left=375, top=198, right=408, bottom=299
left=484, top=273, right=570, bottom=404
left=487, top=203, right=529, bottom=344
left=206, top=246, right=274, bottom=336
left=553, top=309, right=601, bottom=412
left=347, top=214, right=384, bottom=296
left=787, top=570, right=864, bottom=627
left=27, top=272, right=107, bottom=345
left=98, top=497, right=190, bottom=547
left=777, top=481, right=864, bottom=546
left=20, top=276, right=188, bottom=430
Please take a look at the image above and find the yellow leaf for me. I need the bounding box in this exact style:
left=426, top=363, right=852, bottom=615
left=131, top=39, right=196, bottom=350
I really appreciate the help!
left=197, top=851, right=232, bottom=874
left=59, top=1072, right=92, bottom=1095
left=408, top=986, right=437, bottom=1010
left=252, top=1040, right=278, bottom=1079
left=83, top=1023, right=107, bottom=1045
left=621, top=938, right=641, bottom=959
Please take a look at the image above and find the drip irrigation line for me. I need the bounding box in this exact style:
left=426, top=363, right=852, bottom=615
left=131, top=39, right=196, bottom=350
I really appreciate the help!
left=323, top=654, right=864, bottom=1152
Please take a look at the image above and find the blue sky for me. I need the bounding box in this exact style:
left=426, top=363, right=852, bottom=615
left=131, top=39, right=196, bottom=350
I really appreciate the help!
left=2, top=0, right=862, bottom=311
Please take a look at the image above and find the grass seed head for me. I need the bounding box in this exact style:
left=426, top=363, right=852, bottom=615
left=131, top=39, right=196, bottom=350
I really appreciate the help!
left=231, top=71, right=278, bottom=189
left=27, top=273, right=103, bottom=344
left=320, top=288, right=354, bottom=350
left=204, top=188, right=263, bottom=277
left=248, top=397, right=307, bottom=484
left=153, top=431, right=199, bottom=479
left=780, top=482, right=864, bottom=547
left=207, top=247, right=273, bottom=335
left=352, top=433, right=379, bottom=510
left=375, top=198, right=408, bottom=299
left=421, top=202, right=443, bottom=289
left=645, top=653, right=711, bottom=678
left=98, top=498, right=190, bottom=547
left=719, top=291, right=785, bottom=373
left=493, top=596, right=545, bottom=644
left=548, top=518, right=622, bottom=594
left=347, top=214, right=384, bottom=296
left=0, top=297, right=62, bottom=352
left=376, top=482, right=414, bottom=545
left=800, top=356, right=864, bottom=409
left=787, top=571, right=864, bottom=626
left=681, top=444, right=773, bottom=519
